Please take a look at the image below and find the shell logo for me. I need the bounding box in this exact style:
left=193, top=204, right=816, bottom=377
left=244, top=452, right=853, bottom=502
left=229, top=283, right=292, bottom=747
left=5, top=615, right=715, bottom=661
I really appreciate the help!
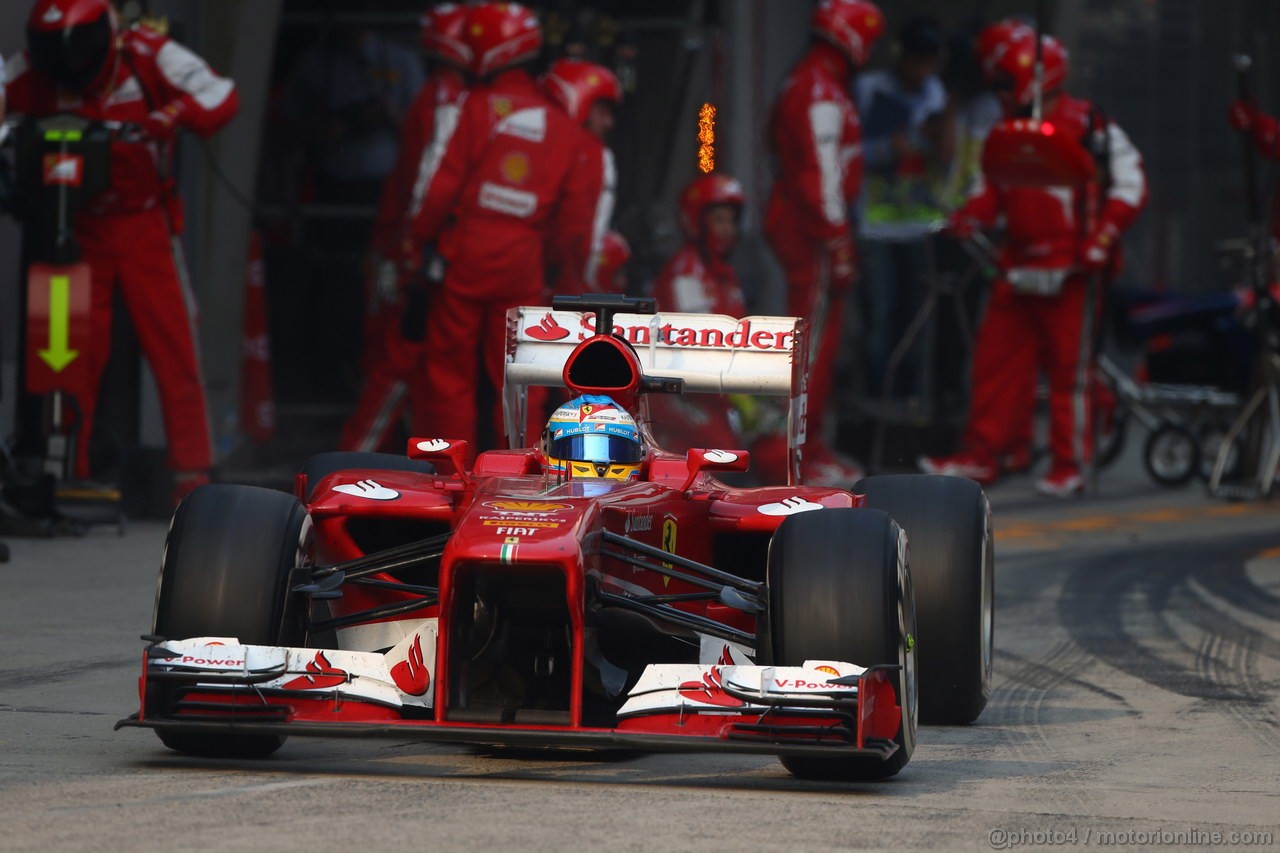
left=484, top=500, right=572, bottom=512
left=500, top=152, right=530, bottom=184
left=469, top=23, right=483, bottom=36
left=1018, top=54, right=1032, bottom=67
left=815, top=665, right=841, bottom=676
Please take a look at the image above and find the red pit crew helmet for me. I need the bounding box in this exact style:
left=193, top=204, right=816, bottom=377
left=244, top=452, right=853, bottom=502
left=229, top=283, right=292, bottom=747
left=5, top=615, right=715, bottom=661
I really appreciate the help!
left=811, top=0, right=885, bottom=68
left=27, top=0, right=119, bottom=94
left=993, top=32, right=1069, bottom=107
left=466, top=1, right=543, bottom=79
left=976, top=19, right=1034, bottom=80
left=421, top=3, right=473, bottom=71
left=543, top=58, right=622, bottom=126
left=679, top=173, right=746, bottom=240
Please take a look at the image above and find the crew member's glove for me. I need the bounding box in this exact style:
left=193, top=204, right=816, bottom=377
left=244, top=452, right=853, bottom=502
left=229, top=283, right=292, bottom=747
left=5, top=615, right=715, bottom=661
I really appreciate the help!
left=826, top=232, right=856, bottom=287
left=1082, top=222, right=1120, bottom=272
left=1228, top=99, right=1256, bottom=133
left=141, top=104, right=185, bottom=141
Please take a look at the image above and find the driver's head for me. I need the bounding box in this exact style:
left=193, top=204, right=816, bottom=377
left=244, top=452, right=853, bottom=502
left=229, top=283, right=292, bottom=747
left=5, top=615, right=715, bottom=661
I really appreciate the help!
left=541, top=395, right=644, bottom=481
left=27, top=0, right=119, bottom=94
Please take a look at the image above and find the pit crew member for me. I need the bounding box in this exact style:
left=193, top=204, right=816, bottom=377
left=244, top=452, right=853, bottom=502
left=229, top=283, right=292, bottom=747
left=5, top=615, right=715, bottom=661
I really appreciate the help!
left=5, top=0, right=239, bottom=499
left=650, top=174, right=748, bottom=453
left=341, top=3, right=472, bottom=453
left=765, top=0, right=884, bottom=484
left=543, top=58, right=622, bottom=296
left=410, top=1, right=595, bottom=452
left=919, top=32, right=1147, bottom=497
left=652, top=174, right=859, bottom=486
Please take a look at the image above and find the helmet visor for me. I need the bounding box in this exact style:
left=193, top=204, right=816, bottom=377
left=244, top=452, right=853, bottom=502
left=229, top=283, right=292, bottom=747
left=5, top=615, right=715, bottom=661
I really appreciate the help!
left=548, top=433, right=643, bottom=465
left=28, top=15, right=112, bottom=92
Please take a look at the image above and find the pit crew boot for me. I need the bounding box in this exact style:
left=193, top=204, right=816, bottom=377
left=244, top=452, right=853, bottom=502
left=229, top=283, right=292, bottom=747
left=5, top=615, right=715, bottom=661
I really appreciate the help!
left=802, top=443, right=865, bottom=489
left=917, top=451, right=997, bottom=486
left=1035, top=465, right=1084, bottom=498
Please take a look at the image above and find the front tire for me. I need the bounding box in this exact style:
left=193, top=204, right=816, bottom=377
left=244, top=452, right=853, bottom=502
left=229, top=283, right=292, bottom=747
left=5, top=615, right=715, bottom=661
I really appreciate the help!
left=767, top=508, right=917, bottom=780
left=152, top=484, right=312, bottom=758
left=857, top=474, right=993, bottom=725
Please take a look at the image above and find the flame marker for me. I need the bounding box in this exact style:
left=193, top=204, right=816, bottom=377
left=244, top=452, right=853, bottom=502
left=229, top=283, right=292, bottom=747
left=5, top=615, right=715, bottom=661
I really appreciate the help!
left=698, top=103, right=716, bottom=173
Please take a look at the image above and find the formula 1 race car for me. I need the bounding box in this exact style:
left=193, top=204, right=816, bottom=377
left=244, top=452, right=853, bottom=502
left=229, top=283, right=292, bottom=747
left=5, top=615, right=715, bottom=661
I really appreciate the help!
left=118, top=296, right=993, bottom=781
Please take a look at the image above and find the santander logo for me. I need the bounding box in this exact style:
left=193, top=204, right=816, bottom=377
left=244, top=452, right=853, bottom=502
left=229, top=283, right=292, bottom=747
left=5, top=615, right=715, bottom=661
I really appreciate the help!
left=282, top=650, right=348, bottom=690
left=390, top=634, right=430, bottom=697
left=677, top=646, right=744, bottom=708
left=678, top=666, right=745, bottom=708
left=703, top=449, right=739, bottom=464
left=525, top=312, right=570, bottom=341
left=415, top=439, right=451, bottom=453
left=519, top=309, right=797, bottom=352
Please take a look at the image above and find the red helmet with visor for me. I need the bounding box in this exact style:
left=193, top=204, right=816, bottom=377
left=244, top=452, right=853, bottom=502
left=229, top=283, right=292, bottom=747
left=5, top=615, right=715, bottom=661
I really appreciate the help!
left=26, top=0, right=118, bottom=93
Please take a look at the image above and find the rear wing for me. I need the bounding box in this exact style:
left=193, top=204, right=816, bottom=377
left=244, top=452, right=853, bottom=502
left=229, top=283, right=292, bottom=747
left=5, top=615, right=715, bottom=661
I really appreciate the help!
left=503, top=306, right=809, bottom=483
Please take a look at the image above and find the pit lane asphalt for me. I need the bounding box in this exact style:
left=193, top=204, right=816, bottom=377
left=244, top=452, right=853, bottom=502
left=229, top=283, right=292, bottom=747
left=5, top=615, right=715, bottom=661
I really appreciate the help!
left=1, top=454, right=1278, bottom=852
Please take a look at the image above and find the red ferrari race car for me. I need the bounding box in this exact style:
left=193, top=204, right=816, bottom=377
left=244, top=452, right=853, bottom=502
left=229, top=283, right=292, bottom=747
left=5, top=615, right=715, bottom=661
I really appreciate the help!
left=118, top=296, right=993, bottom=781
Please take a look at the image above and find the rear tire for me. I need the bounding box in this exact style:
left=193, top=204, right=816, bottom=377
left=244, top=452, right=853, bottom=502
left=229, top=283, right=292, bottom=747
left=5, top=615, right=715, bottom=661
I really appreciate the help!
left=768, top=508, right=917, bottom=781
left=856, top=474, right=993, bottom=725
left=152, top=484, right=312, bottom=758
left=302, top=451, right=432, bottom=501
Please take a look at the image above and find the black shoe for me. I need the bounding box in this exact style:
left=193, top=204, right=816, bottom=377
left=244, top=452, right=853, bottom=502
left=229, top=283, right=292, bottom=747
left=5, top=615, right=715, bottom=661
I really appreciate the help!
left=0, top=541, right=9, bottom=563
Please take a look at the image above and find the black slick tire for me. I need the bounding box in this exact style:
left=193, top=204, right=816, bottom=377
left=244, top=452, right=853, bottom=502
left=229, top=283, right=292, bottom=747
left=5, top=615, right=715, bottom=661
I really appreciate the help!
left=152, top=484, right=312, bottom=758
left=856, top=474, right=993, bottom=725
left=767, top=508, right=917, bottom=781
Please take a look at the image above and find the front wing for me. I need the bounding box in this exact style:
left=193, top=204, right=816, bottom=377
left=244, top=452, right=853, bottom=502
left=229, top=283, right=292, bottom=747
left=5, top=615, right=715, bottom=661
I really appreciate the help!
left=117, top=637, right=904, bottom=762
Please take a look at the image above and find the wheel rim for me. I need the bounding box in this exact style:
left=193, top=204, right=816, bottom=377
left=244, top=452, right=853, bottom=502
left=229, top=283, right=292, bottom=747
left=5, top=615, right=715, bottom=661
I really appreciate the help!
left=1150, top=429, right=1195, bottom=480
left=896, top=528, right=918, bottom=743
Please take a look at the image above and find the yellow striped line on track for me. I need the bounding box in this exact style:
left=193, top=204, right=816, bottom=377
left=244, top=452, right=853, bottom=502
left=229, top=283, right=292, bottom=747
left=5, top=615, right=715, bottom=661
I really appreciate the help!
left=995, top=500, right=1279, bottom=546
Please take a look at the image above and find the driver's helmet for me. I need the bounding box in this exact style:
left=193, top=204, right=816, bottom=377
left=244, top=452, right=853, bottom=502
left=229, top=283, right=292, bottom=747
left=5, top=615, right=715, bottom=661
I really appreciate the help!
left=542, top=394, right=644, bottom=480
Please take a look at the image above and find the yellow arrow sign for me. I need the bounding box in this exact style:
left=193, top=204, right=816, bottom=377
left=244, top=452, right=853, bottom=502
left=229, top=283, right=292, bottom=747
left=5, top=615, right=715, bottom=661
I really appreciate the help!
left=38, top=274, right=79, bottom=372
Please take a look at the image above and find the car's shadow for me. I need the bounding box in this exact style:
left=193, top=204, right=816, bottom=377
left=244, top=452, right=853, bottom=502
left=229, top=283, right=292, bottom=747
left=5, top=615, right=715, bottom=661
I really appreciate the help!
left=126, top=721, right=1045, bottom=797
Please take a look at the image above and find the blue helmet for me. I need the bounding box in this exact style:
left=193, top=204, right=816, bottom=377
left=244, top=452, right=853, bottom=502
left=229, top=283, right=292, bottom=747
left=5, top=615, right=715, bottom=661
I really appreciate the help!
left=542, top=394, right=644, bottom=480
